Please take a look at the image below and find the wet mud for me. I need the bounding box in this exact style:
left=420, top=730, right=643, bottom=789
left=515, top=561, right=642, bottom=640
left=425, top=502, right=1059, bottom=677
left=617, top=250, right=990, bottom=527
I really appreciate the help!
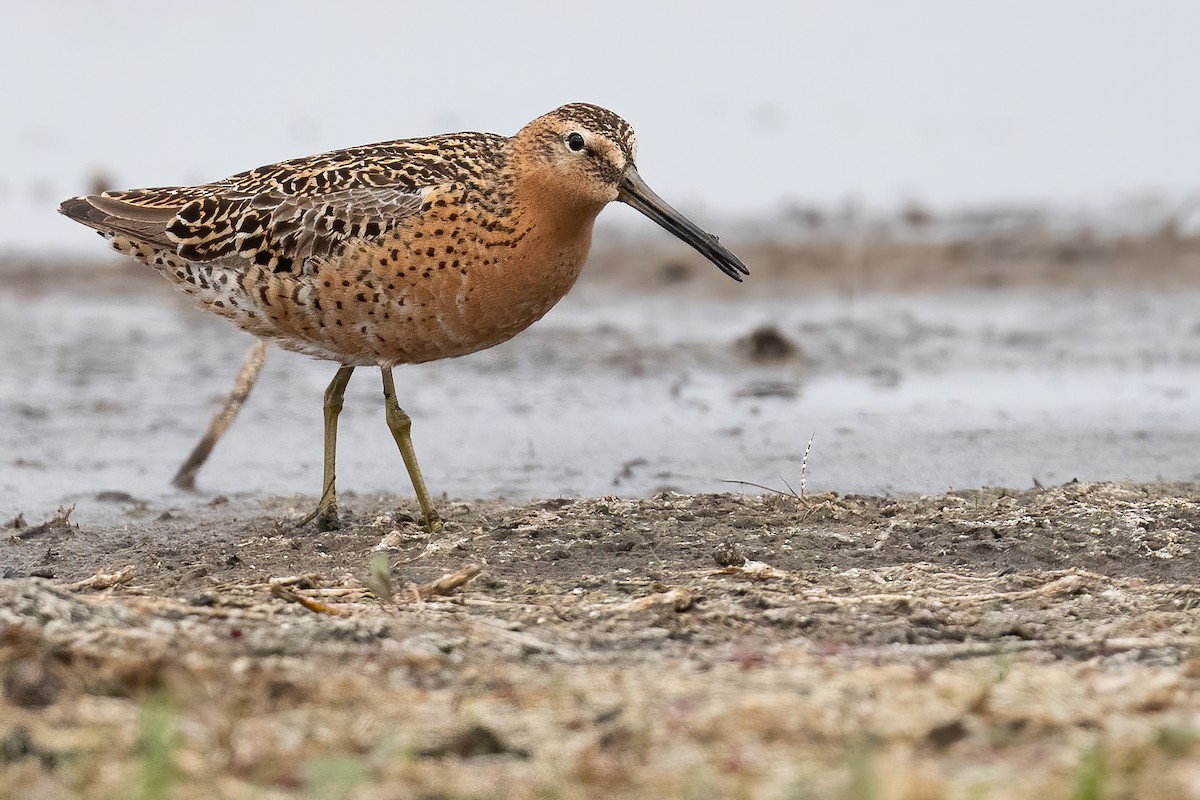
left=2, top=232, right=1199, bottom=518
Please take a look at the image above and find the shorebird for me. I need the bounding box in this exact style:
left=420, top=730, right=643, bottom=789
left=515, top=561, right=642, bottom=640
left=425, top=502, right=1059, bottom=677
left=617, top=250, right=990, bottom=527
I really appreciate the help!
left=61, top=103, right=749, bottom=532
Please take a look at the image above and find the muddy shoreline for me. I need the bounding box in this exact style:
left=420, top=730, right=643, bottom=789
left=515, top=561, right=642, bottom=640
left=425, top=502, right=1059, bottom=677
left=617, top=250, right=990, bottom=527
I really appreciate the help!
left=3, top=233, right=1200, bottom=517
left=3, top=229, right=1200, bottom=797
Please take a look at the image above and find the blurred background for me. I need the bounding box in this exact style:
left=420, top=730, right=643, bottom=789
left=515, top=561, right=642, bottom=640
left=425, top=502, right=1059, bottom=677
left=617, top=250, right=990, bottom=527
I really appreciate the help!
left=6, top=1, right=1200, bottom=248
left=2, top=0, right=1199, bottom=518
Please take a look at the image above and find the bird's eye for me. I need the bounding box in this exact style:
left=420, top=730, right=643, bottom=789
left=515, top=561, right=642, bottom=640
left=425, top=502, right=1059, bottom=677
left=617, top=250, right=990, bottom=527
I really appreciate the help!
left=566, top=132, right=586, bottom=152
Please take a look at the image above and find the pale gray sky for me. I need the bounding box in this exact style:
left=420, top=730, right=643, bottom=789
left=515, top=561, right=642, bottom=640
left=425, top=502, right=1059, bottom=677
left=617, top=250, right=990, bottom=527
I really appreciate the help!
left=3, top=0, right=1198, bottom=250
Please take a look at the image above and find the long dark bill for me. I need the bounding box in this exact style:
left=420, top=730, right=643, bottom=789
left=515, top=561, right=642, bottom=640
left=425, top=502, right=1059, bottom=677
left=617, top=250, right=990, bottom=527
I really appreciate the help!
left=618, top=167, right=750, bottom=282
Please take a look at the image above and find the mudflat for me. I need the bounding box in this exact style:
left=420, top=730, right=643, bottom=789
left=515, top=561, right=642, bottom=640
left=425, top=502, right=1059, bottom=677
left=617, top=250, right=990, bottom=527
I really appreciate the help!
left=2, top=223, right=1200, bottom=797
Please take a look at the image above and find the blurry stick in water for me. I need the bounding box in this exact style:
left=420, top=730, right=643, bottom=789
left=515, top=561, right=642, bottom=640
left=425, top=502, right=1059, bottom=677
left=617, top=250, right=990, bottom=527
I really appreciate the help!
left=171, top=340, right=268, bottom=490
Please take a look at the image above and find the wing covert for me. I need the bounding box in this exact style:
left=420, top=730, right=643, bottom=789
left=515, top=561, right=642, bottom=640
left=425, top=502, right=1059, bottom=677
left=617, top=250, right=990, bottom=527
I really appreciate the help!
left=164, top=184, right=431, bottom=271
left=62, top=131, right=508, bottom=273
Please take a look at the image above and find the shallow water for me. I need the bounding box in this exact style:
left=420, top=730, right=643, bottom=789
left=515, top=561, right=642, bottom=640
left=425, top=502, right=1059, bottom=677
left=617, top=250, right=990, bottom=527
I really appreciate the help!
left=1, top=268, right=1198, bottom=523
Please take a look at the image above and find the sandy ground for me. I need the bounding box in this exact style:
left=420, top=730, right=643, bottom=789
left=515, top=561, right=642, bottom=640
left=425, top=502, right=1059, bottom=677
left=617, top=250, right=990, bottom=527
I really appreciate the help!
left=2, top=224, right=1200, bottom=798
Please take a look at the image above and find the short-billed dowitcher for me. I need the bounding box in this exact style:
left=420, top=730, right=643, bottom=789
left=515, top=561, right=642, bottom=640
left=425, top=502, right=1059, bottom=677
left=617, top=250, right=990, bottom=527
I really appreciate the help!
left=61, top=103, right=749, bottom=532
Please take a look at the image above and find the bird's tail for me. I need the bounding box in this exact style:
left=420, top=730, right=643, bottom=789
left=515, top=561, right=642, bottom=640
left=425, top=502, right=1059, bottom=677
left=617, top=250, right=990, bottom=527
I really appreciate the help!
left=59, top=193, right=181, bottom=247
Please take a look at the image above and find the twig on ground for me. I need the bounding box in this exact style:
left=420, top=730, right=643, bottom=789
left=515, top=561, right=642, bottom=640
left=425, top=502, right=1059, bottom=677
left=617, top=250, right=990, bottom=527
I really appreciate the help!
left=269, top=580, right=344, bottom=616
left=401, top=563, right=482, bottom=602
left=267, top=573, right=324, bottom=589
left=723, top=560, right=791, bottom=580
left=371, top=530, right=407, bottom=551
left=62, top=564, right=135, bottom=592
left=620, top=587, right=694, bottom=613
left=801, top=571, right=1099, bottom=609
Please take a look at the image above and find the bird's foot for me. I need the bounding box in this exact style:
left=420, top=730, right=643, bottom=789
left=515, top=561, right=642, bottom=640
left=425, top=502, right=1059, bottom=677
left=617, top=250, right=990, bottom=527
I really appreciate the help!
left=316, top=507, right=342, bottom=532
left=295, top=501, right=342, bottom=532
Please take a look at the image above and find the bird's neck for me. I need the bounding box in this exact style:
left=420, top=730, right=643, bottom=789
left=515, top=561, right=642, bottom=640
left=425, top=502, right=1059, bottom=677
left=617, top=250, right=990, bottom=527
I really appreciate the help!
left=503, top=170, right=600, bottom=239
left=456, top=149, right=599, bottom=335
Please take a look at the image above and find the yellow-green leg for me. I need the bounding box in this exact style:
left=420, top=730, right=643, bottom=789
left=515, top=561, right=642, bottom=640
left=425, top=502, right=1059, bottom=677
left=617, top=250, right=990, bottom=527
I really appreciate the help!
left=381, top=367, right=443, bottom=533
left=299, top=365, right=355, bottom=531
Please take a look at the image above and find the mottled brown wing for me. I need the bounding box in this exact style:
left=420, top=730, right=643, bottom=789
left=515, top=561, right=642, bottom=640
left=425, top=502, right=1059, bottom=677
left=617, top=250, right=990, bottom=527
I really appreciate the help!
left=61, top=183, right=431, bottom=274
left=160, top=183, right=430, bottom=272
left=62, top=131, right=511, bottom=273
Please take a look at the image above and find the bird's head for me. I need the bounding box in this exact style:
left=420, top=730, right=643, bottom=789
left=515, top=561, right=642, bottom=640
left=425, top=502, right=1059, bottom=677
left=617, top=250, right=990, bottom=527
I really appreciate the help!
left=513, top=103, right=749, bottom=282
